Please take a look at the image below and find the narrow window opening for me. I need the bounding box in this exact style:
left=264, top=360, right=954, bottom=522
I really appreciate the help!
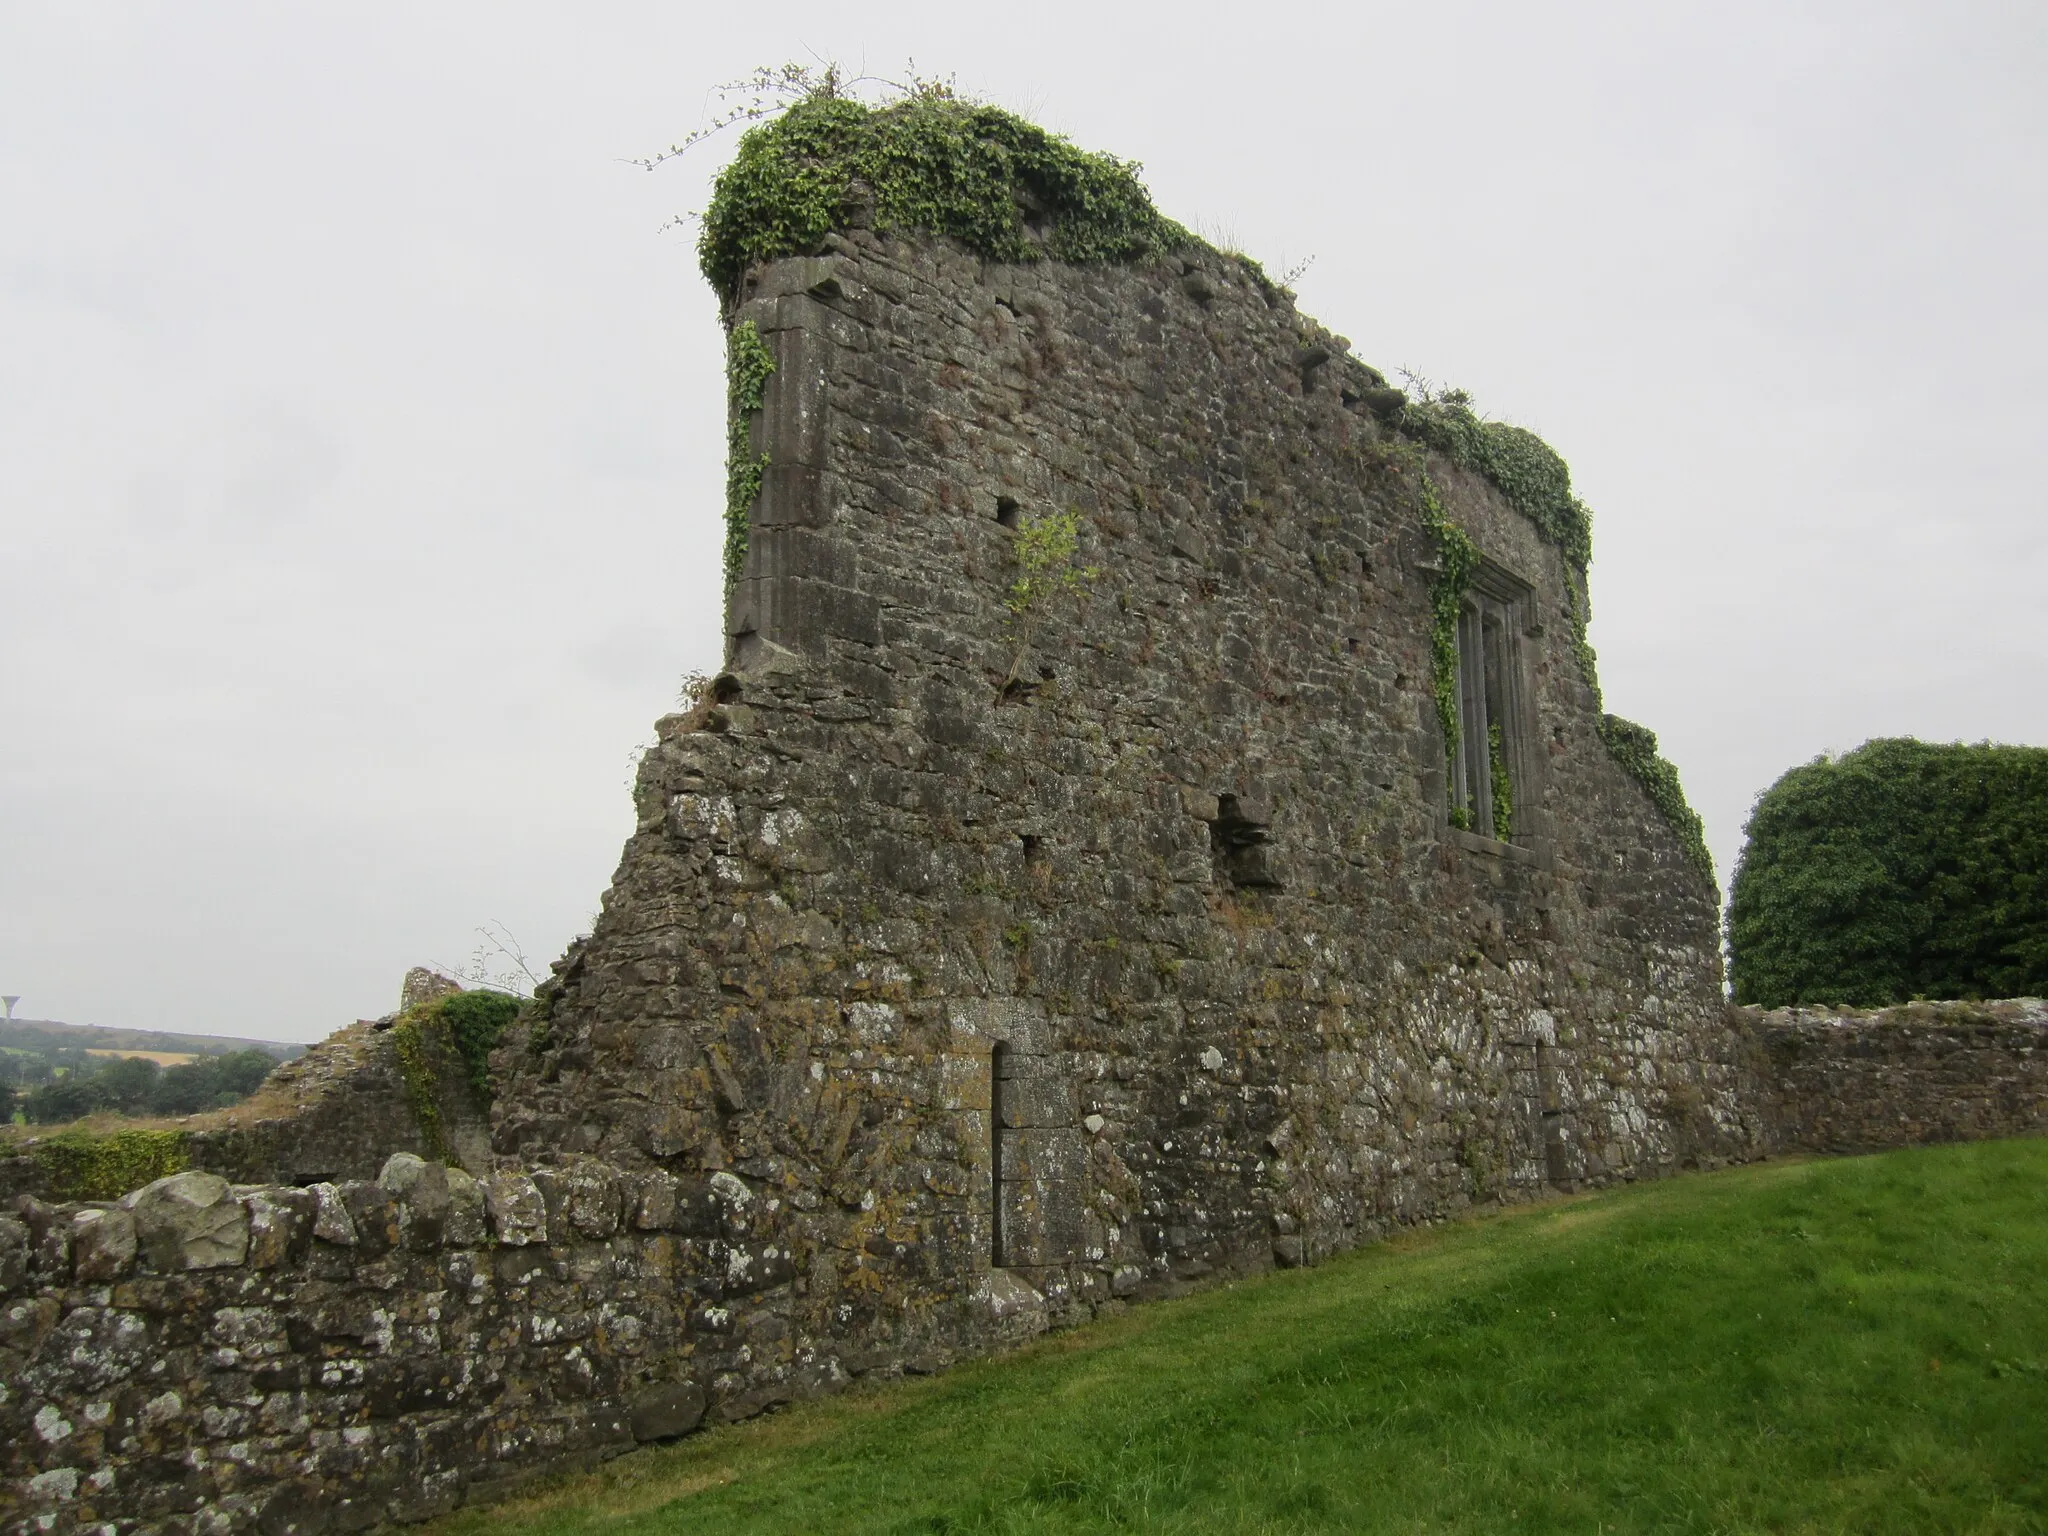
left=995, top=496, right=1021, bottom=530
left=1446, top=568, right=1530, bottom=841
left=990, top=1042, right=1011, bottom=1267
left=1209, top=794, right=1283, bottom=890
left=1020, top=834, right=1043, bottom=866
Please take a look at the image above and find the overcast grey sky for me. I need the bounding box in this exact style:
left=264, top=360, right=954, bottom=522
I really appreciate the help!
left=3, top=2, right=2042, bottom=1042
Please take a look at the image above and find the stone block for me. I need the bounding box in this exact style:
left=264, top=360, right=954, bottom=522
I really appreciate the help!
left=631, top=1171, right=679, bottom=1231
left=244, top=1186, right=315, bottom=1269
left=484, top=1172, right=547, bottom=1246
left=381, top=1154, right=452, bottom=1249
left=71, top=1205, right=138, bottom=1282
left=124, top=1171, right=249, bottom=1271
left=628, top=1380, right=707, bottom=1442
left=444, top=1167, right=488, bottom=1247
left=308, top=1182, right=358, bottom=1246
left=533, top=1164, right=622, bottom=1240
left=0, top=1214, right=27, bottom=1293
left=337, top=1180, right=400, bottom=1253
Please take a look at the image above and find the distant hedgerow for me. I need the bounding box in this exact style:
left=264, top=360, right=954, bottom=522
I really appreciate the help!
left=1728, top=738, right=2048, bottom=1007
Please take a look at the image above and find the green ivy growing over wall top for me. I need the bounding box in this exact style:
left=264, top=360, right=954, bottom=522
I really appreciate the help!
left=699, top=88, right=1193, bottom=296
left=724, top=319, right=776, bottom=587
left=1397, top=387, right=1711, bottom=882
left=1397, top=389, right=1593, bottom=571
left=31, top=1128, right=189, bottom=1201
left=389, top=989, right=525, bottom=1160
left=1597, top=714, right=1713, bottom=879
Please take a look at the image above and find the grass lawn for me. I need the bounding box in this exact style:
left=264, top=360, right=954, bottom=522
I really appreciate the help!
left=433, top=1140, right=2048, bottom=1534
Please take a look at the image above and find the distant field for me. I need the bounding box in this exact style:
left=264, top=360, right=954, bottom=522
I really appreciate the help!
left=434, top=1140, right=2048, bottom=1536
left=0, top=1018, right=305, bottom=1060
left=80, top=1048, right=199, bottom=1066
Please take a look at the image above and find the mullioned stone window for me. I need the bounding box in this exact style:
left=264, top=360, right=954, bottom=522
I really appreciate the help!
left=1450, top=563, right=1535, bottom=842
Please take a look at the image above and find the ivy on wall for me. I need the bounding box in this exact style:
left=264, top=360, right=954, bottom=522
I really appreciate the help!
left=1415, top=467, right=1481, bottom=830
left=1597, top=715, right=1713, bottom=878
left=31, top=1128, right=189, bottom=1202
left=1397, top=388, right=1711, bottom=881
left=389, top=990, right=525, bottom=1159
left=699, top=89, right=1192, bottom=297
left=1729, top=739, right=2048, bottom=1007
left=724, top=320, right=776, bottom=588
left=1489, top=724, right=1515, bottom=842
left=1398, top=390, right=1592, bottom=569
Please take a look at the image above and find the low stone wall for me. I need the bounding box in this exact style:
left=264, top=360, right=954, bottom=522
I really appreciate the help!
left=1746, top=997, right=2048, bottom=1153
left=7, top=1000, right=2048, bottom=1532
left=0, top=1155, right=857, bottom=1536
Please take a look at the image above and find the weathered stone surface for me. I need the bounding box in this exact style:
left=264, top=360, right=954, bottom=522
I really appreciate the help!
left=445, top=1165, right=488, bottom=1245
left=400, top=965, right=464, bottom=1012
left=309, top=1180, right=358, bottom=1246
left=1752, top=997, right=2048, bottom=1152
left=123, top=1171, right=249, bottom=1271
left=69, top=1205, right=137, bottom=1283
left=382, top=1151, right=453, bottom=1248
left=629, top=1380, right=708, bottom=1442
left=244, top=1184, right=314, bottom=1268
left=484, top=1171, right=547, bottom=1245
left=0, top=1215, right=26, bottom=1292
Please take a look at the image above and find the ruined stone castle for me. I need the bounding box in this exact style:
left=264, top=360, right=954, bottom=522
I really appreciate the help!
left=6, top=99, right=2045, bottom=1534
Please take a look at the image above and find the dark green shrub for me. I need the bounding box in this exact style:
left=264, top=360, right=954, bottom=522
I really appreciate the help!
left=1729, top=738, right=2048, bottom=1007
left=24, top=1080, right=94, bottom=1124
left=146, top=1049, right=279, bottom=1116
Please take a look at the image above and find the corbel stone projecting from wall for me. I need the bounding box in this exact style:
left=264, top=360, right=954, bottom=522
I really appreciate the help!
left=1747, top=997, right=2048, bottom=1153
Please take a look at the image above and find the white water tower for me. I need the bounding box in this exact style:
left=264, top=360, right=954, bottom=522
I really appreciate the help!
left=1, top=997, right=16, bottom=1021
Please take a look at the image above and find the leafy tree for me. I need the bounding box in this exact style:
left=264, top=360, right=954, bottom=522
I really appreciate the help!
left=145, top=1051, right=276, bottom=1116
left=24, top=1079, right=94, bottom=1124
left=88, top=1055, right=161, bottom=1113
left=1729, top=738, right=2048, bottom=1007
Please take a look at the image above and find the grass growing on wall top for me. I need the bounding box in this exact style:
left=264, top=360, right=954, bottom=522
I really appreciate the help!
left=426, top=1139, right=2048, bottom=1535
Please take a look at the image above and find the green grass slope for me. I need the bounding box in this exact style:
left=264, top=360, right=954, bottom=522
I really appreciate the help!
left=439, top=1142, right=2048, bottom=1535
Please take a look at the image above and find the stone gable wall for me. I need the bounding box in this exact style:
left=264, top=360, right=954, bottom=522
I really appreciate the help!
left=487, top=233, right=1755, bottom=1355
